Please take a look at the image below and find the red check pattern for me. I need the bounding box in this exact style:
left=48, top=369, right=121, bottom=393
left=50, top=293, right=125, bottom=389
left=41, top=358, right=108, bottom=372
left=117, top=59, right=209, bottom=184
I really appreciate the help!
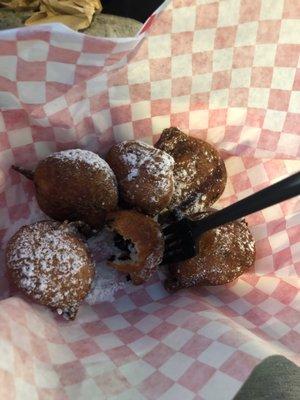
left=0, top=1, right=299, bottom=399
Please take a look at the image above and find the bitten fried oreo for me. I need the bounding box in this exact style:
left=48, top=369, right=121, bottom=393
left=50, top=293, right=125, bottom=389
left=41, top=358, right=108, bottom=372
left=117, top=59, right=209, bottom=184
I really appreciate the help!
left=106, top=140, right=174, bottom=215
left=6, top=221, right=95, bottom=319
left=155, top=127, right=227, bottom=215
left=106, top=210, right=164, bottom=285
left=165, top=212, right=255, bottom=292
left=13, top=149, right=118, bottom=228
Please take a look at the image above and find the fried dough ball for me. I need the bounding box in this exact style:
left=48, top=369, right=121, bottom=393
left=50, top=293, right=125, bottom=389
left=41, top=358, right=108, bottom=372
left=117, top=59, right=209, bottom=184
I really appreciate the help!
left=155, top=127, right=227, bottom=215
left=6, top=221, right=95, bottom=319
left=14, top=149, right=118, bottom=228
left=165, top=212, right=255, bottom=292
left=106, top=210, right=164, bottom=285
left=106, top=141, right=174, bottom=215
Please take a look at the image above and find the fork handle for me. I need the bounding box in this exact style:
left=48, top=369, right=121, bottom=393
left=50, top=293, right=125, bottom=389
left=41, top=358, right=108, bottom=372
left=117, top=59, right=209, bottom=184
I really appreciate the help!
left=191, top=171, right=300, bottom=238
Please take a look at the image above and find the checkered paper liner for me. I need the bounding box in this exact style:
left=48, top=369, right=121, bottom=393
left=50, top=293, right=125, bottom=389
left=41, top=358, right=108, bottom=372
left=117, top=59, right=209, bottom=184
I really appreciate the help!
left=0, top=0, right=299, bottom=399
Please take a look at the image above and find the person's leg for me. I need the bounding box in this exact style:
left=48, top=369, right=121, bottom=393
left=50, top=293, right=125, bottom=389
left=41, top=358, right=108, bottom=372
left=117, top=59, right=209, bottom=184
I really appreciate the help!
left=234, top=355, right=300, bottom=400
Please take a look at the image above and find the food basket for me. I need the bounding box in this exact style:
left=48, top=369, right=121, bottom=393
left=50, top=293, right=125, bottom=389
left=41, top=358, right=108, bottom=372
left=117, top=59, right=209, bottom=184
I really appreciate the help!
left=0, top=1, right=299, bottom=399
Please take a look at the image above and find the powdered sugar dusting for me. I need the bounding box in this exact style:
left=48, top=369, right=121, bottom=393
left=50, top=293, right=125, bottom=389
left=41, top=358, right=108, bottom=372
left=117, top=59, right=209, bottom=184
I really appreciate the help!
left=120, top=141, right=174, bottom=192
left=172, top=153, right=215, bottom=211
left=7, top=221, right=94, bottom=316
left=51, top=149, right=114, bottom=178
left=85, top=229, right=129, bottom=304
left=156, top=128, right=226, bottom=215
left=170, top=217, right=256, bottom=289
left=85, top=261, right=125, bottom=304
left=136, top=250, right=163, bottom=282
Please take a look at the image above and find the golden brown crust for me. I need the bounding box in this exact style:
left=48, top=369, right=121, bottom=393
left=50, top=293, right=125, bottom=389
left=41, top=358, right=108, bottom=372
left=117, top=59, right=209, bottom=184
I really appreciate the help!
left=106, top=210, right=164, bottom=285
left=165, top=212, right=255, bottom=292
left=34, top=149, right=118, bottom=228
left=106, top=141, right=174, bottom=215
left=6, top=221, right=95, bottom=319
left=155, top=127, right=227, bottom=215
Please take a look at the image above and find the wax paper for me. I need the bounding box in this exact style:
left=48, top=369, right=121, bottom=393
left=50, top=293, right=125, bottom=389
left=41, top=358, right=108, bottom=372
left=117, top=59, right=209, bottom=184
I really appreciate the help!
left=0, top=1, right=299, bottom=399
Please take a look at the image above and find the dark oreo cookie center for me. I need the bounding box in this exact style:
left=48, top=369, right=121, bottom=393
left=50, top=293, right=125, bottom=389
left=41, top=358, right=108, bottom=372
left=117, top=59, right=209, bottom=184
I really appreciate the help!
left=109, top=232, right=137, bottom=262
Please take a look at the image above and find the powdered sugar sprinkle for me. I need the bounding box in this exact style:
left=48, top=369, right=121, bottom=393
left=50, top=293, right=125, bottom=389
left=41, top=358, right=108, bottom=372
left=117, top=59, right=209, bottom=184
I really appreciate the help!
left=51, top=149, right=114, bottom=178
left=7, top=221, right=94, bottom=315
left=85, top=229, right=129, bottom=304
left=120, top=141, right=174, bottom=192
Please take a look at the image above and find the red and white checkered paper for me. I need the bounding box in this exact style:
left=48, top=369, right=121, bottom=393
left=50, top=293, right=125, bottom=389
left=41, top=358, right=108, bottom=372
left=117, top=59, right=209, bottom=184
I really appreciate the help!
left=0, top=0, right=299, bottom=399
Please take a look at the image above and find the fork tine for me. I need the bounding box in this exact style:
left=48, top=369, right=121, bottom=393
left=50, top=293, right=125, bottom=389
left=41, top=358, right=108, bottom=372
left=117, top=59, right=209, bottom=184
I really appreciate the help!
left=163, top=247, right=197, bottom=264
left=164, top=232, right=185, bottom=246
left=164, top=239, right=180, bottom=251
left=162, top=231, right=178, bottom=241
left=162, top=224, right=178, bottom=236
left=164, top=239, right=182, bottom=250
left=161, top=217, right=197, bottom=264
left=162, top=240, right=196, bottom=264
left=162, top=250, right=188, bottom=265
left=162, top=219, right=187, bottom=236
left=161, top=252, right=181, bottom=265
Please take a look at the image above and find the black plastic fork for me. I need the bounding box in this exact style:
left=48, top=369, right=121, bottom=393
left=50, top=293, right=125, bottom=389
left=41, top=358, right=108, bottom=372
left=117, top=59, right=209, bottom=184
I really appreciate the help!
left=161, top=171, right=300, bottom=265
